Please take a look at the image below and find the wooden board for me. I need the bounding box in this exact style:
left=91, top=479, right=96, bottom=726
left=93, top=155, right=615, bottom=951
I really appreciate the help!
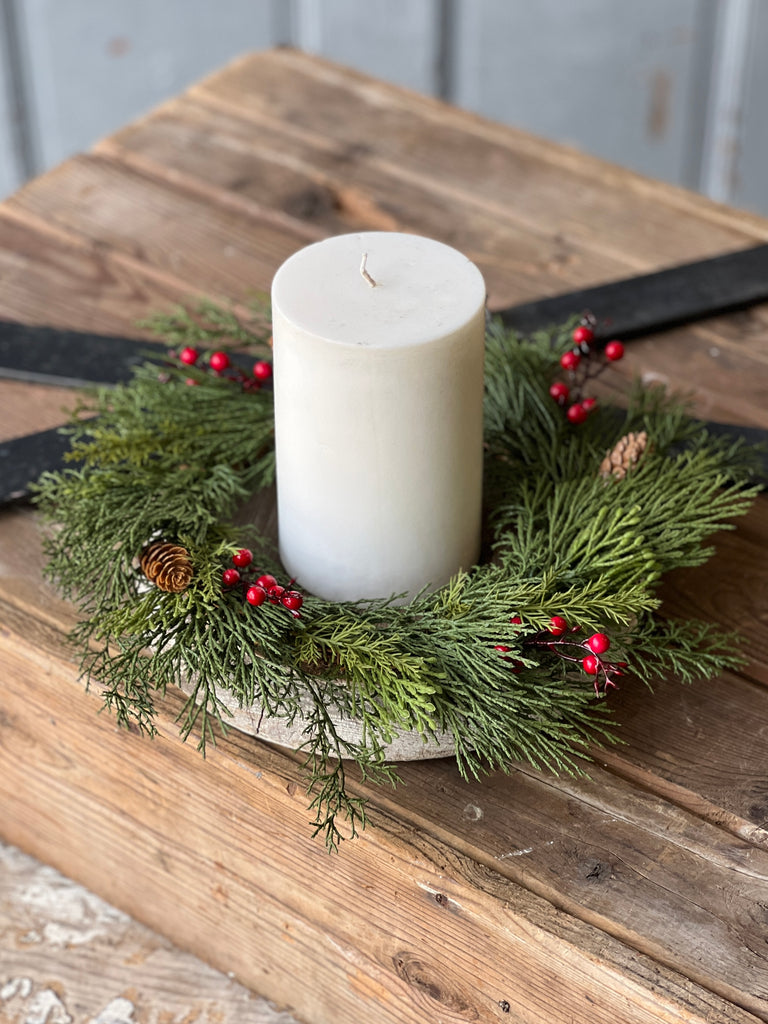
left=1, top=49, right=768, bottom=1024
left=0, top=840, right=299, bottom=1024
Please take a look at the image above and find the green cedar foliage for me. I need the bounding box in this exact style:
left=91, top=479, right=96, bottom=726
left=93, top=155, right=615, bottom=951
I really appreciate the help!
left=34, top=305, right=761, bottom=849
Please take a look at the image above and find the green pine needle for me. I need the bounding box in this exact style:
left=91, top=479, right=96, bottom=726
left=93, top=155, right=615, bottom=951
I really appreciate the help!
left=34, top=306, right=762, bottom=851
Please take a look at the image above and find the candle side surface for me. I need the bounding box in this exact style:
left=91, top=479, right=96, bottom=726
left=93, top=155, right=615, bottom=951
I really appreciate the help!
left=272, top=232, right=486, bottom=603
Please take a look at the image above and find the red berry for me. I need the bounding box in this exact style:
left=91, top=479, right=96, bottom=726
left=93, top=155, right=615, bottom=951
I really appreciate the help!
left=209, top=351, right=230, bottom=372
left=548, top=615, right=568, bottom=636
left=587, top=632, right=611, bottom=655
left=267, top=584, right=285, bottom=604
left=581, top=397, right=597, bottom=412
left=282, top=590, right=303, bottom=612
left=255, top=574, right=277, bottom=590
left=494, top=644, right=511, bottom=653
left=179, top=346, right=199, bottom=365
left=549, top=381, right=570, bottom=404
left=185, top=378, right=198, bottom=387
left=572, top=325, right=594, bottom=346
left=509, top=615, right=522, bottom=625
left=253, top=360, right=273, bottom=382
left=233, top=548, right=253, bottom=568
left=246, top=585, right=267, bottom=606
left=566, top=403, right=589, bottom=424
left=605, top=340, right=625, bottom=362
left=582, top=654, right=600, bottom=674
left=222, top=568, right=240, bottom=586
left=560, top=350, right=581, bottom=371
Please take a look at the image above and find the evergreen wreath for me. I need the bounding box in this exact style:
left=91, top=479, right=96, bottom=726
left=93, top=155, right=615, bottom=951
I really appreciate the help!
left=35, top=301, right=761, bottom=850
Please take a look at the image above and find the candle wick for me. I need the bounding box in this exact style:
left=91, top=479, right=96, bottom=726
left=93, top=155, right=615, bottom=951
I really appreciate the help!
left=360, top=252, right=377, bottom=288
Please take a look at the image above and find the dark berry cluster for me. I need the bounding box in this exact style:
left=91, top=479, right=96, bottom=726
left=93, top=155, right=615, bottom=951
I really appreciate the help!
left=222, top=549, right=303, bottom=618
left=177, top=347, right=273, bottom=392
left=549, top=318, right=624, bottom=424
left=495, top=613, right=626, bottom=695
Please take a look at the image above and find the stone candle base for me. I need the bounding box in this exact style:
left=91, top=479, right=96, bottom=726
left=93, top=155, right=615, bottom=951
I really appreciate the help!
left=210, top=490, right=458, bottom=761
left=178, top=677, right=457, bottom=761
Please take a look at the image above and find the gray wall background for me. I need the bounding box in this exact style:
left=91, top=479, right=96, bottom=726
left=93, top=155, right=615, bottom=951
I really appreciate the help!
left=0, top=0, right=766, bottom=215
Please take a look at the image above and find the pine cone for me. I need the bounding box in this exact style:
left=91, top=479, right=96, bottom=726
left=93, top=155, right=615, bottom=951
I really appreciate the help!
left=599, top=430, right=649, bottom=480
left=140, top=541, right=194, bottom=593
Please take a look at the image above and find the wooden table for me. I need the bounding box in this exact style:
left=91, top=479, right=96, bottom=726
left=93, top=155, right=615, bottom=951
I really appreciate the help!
left=2, top=49, right=768, bottom=1024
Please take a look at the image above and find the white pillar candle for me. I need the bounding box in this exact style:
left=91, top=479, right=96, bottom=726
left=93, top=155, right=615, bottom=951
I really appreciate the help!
left=271, top=231, right=486, bottom=603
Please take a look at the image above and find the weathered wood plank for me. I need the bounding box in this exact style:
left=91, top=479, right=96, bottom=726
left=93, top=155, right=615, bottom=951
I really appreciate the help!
left=0, top=208, right=196, bottom=335
left=0, top=614, right=760, bottom=1024
left=96, top=97, right=627, bottom=300
left=0, top=22, right=23, bottom=198
left=3, top=49, right=768, bottom=1024
left=600, top=665, right=768, bottom=840
left=10, top=92, right=761, bottom=428
left=3, top=154, right=318, bottom=305
left=190, top=50, right=768, bottom=263
left=0, top=842, right=299, bottom=1024
left=660, top=499, right=768, bottom=687
left=379, top=756, right=768, bottom=1015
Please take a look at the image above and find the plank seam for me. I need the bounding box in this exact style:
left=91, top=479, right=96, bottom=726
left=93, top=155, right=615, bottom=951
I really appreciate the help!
left=185, top=83, right=767, bottom=274
left=244, top=48, right=768, bottom=241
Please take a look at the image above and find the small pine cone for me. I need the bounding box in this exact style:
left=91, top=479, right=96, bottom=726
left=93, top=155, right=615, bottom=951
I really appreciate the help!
left=140, top=541, right=194, bottom=593
left=599, top=430, right=649, bottom=480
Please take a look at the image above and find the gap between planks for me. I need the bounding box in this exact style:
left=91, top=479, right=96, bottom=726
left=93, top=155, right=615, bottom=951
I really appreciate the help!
left=248, top=48, right=768, bottom=243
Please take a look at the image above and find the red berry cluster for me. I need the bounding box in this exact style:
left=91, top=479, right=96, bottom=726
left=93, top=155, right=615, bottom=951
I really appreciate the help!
left=541, top=615, right=624, bottom=695
left=222, top=549, right=303, bottom=618
left=494, top=612, right=626, bottom=695
left=549, top=317, right=625, bottom=425
left=177, top=347, right=272, bottom=392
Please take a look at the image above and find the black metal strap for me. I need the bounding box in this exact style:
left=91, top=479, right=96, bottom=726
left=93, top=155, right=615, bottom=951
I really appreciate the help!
left=0, top=323, right=167, bottom=387
left=495, top=243, right=768, bottom=339
left=0, top=427, right=75, bottom=504
left=2, top=243, right=768, bottom=504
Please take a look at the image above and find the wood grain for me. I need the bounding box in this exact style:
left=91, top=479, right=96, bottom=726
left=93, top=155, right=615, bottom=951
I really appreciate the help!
left=2, top=501, right=768, bottom=1019
left=2, top=48, right=768, bottom=1024
left=0, top=841, right=299, bottom=1024
left=0, top=621, right=760, bottom=1024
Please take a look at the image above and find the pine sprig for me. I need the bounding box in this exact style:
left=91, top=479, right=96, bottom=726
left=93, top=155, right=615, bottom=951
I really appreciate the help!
left=34, top=307, right=761, bottom=849
left=139, top=298, right=272, bottom=352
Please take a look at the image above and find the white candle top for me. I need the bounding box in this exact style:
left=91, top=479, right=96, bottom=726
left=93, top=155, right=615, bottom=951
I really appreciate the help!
left=271, top=231, right=486, bottom=349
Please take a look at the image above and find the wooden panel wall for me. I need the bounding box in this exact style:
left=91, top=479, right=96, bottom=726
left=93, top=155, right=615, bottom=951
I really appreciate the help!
left=0, top=0, right=767, bottom=216
left=293, top=0, right=442, bottom=94
left=728, top=0, right=768, bottom=214
left=0, top=5, right=23, bottom=196
left=13, top=0, right=281, bottom=170
left=451, top=0, right=713, bottom=189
